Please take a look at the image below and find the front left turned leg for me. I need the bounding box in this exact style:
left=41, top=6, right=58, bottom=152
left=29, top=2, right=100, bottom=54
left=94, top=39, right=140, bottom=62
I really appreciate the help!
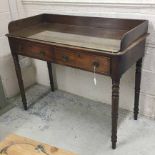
left=134, top=58, right=142, bottom=120
left=12, top=54, right=28, bottom=110
left=111, top=79, right=120, bottom=149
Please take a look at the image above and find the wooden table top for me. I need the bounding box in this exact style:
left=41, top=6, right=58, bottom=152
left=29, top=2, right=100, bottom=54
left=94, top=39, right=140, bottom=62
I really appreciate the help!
left=7, top=14, right=148, bottom=53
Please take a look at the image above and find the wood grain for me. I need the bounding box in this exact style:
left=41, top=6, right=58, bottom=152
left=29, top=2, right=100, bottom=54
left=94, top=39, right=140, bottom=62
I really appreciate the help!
left=12, top=39, right=54, bottom=61
left=55, top=47, right=110, bottom=75
left=7, top=14, right=148, bottom=149
left=134, top=58, right=142, bottom=120
left=7, top=14, right=148, bottom=53
left=0, top=134, right=77, bottom=155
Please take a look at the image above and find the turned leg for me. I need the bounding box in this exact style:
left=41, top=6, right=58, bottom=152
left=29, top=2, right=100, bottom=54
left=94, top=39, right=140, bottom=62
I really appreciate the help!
left=12, top=54, right=28, bottom=110
left=111, top=79, right=120, bottom=149
left=47, top=62, right=55, bottom=92
left=134, top=58, right=142, bottom=120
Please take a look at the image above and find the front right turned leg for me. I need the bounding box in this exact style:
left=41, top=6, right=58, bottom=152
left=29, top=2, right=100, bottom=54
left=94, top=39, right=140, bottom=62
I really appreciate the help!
left=111, top=78, right=120, bottom=149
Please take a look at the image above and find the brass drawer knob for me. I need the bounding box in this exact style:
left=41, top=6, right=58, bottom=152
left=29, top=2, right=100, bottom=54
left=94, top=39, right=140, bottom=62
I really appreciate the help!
left=93, top=61, right=100, bottom=67
left=39, top=50, right=46, bottom=57
left=62, top=55, right=69, bottom=62
left=77, top=53, right=81, bottom=57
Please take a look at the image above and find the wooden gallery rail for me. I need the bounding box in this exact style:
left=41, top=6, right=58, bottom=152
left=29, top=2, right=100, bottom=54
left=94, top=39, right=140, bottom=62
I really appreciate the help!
left=6, top=14, right=148, bottom=149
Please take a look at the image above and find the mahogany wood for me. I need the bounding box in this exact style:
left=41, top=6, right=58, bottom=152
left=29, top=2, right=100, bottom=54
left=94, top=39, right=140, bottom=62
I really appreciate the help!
left=134, top=58, right=142, bottom=120
left=111, top=79, right=120, bottom=149
left=7, top=14, right=148, bottom=149
left=47, top=62, right=55, bottom=92
left=12, top=54, right=28, bottom=110
left=54, top=47, right=110, bottom=75
left=10, top=38, right=54, bottom=61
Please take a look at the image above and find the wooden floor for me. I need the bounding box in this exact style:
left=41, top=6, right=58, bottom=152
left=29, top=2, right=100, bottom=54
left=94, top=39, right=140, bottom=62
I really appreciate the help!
left=0, top=134, right=77, bottom=155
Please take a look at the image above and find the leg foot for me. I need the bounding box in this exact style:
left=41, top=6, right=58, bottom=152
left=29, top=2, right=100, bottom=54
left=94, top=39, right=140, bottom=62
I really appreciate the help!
left=112, top=142, right=116, bottom=149
left=24, top=105, right=28, bottom=111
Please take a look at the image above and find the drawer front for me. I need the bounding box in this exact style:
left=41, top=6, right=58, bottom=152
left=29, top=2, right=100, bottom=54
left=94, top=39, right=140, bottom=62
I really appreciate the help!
left=55, top=47, right=110, bottom=75
left=14, top=40, right=53, bottom=61
left=55, top=47, right=76, bottom=67
left=76, top=52, right=110, bottom=75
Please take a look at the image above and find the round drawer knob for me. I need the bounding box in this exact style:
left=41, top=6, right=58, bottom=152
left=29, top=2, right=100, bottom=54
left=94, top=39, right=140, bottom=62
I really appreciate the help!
left=93, top=61, right=100, bottom=67
left=39, top=50, right=46, bottom=57
left=62, top=55, right=69, bottom=62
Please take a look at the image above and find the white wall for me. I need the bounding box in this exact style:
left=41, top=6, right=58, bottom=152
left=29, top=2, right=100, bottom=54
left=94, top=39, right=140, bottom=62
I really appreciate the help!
left=0, top=0, right=36, bottom=98
left=17, top=0, right=155, bottom=118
